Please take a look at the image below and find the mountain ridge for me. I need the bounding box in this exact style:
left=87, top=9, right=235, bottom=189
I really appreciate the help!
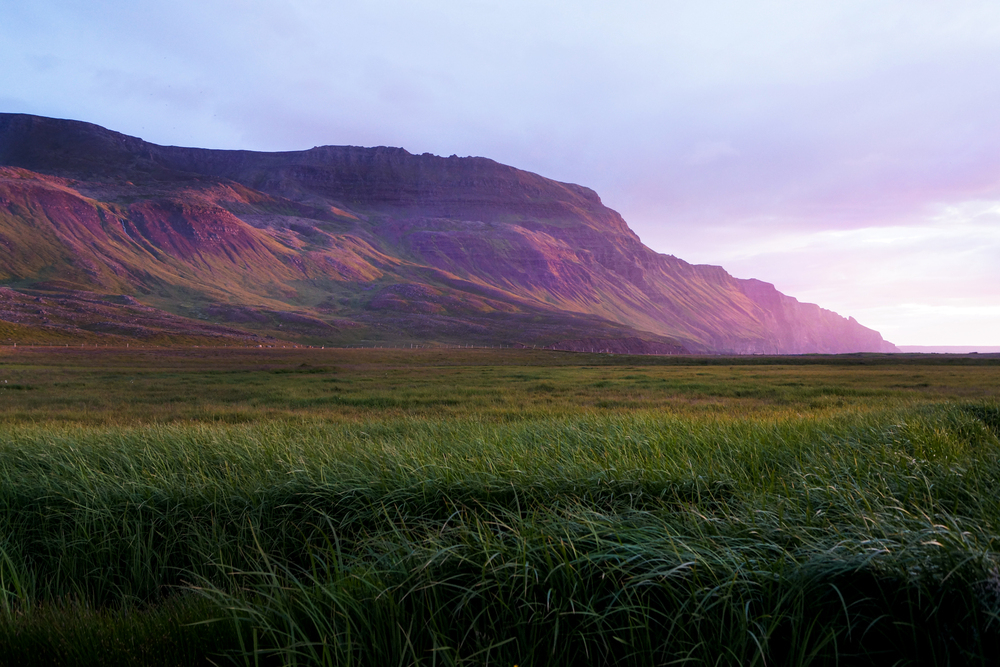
left=0, top=113, right=896, bottom=353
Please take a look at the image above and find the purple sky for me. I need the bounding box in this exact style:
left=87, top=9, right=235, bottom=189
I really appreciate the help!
left=3, top=1, right=999, bottom=345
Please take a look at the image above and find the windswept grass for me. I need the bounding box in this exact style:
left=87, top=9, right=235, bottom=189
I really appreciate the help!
left=0, top=349, right=997, bottom=664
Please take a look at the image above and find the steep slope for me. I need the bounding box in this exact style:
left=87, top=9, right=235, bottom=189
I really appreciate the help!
left=0, top=113, right=896, bottom=352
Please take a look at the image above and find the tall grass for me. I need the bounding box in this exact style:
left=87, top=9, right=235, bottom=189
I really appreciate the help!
left=0, top=402, right=998, bottom=664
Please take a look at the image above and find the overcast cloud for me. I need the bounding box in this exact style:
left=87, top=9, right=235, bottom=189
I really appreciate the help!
left=2, top=0, right=999, bottom=345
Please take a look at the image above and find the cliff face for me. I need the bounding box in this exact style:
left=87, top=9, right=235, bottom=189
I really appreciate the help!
left=736, top=279, right=897, bottom=354
left=0, top=113, right=896, bottom=352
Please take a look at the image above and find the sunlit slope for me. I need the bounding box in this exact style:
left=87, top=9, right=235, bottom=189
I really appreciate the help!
left=0, top=113, right=895, bottom=352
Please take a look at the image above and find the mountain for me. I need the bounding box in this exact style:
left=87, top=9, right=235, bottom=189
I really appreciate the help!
left=0, top=113, right=896, bottom=353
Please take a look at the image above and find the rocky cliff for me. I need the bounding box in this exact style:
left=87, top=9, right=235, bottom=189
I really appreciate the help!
left=0, top=113, right=896, bottom=352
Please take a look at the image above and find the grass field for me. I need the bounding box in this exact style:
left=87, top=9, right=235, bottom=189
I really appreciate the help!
left=0, top=347, right=998, bottom=665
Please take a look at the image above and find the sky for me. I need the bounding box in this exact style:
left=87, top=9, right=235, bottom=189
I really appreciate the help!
left=2, top=0, right=999, bottom=346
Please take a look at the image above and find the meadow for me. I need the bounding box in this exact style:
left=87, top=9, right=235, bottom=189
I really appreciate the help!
left=0, top=346, right=998, bottom=665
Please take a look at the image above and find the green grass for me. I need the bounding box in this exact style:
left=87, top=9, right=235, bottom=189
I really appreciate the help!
left=0, top=348, right=998, bottom=664
left=2, top=347, right=998, bottom=425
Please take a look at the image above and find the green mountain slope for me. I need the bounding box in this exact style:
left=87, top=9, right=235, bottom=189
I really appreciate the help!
left=0, top=113, right=896, bottom=353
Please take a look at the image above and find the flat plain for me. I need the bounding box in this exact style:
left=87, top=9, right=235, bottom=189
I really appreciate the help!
left=0, top=347, right=998, bottom=665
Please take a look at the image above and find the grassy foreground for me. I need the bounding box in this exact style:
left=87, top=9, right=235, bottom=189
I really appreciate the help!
left=0, top=348, right=998, bottom=665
